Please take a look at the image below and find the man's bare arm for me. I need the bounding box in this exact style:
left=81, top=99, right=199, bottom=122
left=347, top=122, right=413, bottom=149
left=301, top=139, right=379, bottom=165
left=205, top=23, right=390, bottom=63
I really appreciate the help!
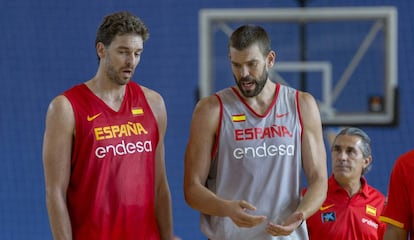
left=42, top=96, right=74, bottom=240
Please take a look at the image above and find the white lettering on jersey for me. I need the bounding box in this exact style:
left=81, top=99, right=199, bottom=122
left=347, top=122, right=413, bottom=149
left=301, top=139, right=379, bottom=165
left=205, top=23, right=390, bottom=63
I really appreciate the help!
left=95, top=140, right=153, bottom=158
left=233, top=142, right=295, bottom=159
left=361, top=217, right=379, bottom=229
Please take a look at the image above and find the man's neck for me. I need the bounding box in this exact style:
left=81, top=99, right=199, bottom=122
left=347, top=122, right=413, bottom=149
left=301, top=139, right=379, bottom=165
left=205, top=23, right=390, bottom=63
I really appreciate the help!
left=335, top=176, right=362, bottom=197
left=85, top=77, right=126, bottom=111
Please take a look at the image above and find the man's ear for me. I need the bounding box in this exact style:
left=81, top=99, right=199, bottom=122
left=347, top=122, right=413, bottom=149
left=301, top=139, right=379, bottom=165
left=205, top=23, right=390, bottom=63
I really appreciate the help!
left=364, top=155, right=373, bottom=168
left=267, top=50, right=276, bottom=68
left=96, top=42, right=105, bottom=59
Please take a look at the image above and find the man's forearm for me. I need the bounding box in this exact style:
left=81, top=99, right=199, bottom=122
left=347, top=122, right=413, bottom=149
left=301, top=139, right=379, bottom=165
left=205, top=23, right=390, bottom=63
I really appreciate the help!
left=155, top=183, right=175, bottom=240
left=46, top=196, right=73, bottom=240
left=297, top=179, right=327, bottom=219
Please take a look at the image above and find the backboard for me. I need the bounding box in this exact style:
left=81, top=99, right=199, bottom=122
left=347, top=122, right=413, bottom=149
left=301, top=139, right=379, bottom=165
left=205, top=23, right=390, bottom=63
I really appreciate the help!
left=198, top=7, right=398, bottom=126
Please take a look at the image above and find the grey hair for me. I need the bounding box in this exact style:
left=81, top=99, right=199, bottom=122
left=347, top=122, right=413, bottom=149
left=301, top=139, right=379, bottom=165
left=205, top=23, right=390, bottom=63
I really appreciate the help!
left=332, top=127, right=372, bottom=175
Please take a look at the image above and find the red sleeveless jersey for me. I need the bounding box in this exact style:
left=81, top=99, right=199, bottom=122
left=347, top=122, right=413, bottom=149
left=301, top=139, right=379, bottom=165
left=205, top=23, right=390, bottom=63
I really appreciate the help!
left=63, top=82, right=160, bottom=240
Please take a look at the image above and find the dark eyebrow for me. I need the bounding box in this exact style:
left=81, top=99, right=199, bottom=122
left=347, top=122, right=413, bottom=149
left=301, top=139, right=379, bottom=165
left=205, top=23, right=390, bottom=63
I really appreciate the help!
left=231, top=59, right=259, bottom=65
left=117, top=46, right=129, bottom=50
left=117, top=46, right=143, bottom=51
left=332, top=145, right=340, bottom=150
left=246, top=59, right=259, bottom=64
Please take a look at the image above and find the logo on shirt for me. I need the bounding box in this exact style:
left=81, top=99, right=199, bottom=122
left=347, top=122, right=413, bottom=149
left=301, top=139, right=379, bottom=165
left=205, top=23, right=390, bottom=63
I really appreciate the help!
left=362, top=217, right=379, bottom=229
left=232, top=114, right=246, bottom=122
left=94, top=122, right=148, bottom=140
left=87, top=112, right=102, bottom=121
left=365, top=205, right=377, bottom=216
left=234, top=125, right=293, bottom=141
left=322, top=212, right=336, bottom=223
left=132, top=107, right=144, bottom=116
left=275, top=112, right=289, bottom=118
left=319, top=204, right=335, bottom=211
left=93, top=121, right=153, bottom=158
left=95, top=139, right=153, bottom=159
left=233, top=142, right=295, bottom=159
left=232, top=125, right=295, bottom=159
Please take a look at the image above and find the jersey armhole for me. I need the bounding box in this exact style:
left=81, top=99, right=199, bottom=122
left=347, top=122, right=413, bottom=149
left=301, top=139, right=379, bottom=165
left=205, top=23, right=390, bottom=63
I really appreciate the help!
left=211, top=94, right=223, bottom=160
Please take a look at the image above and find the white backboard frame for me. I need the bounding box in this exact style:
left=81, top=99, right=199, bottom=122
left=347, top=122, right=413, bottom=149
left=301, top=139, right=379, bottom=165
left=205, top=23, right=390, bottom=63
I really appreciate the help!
left=199, top=7, right=398, bottom=126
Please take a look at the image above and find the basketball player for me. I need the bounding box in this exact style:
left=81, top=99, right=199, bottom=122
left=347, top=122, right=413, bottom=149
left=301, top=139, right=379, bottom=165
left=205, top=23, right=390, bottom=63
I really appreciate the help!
left=306, top=127, right=386, bottom=240
left=42, top=11, right=178, bottom=239
left=184, top=24, right=328, bottom=239
left=381, top=149, right=414, bottom=240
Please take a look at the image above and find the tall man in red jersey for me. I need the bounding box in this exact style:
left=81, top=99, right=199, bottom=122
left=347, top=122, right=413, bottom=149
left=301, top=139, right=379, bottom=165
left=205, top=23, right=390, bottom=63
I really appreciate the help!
left=306, top=127, right=386, bottom=240
left=42, top=12, right=178, bottom=240
left=381, top=150, right=414, bottom=240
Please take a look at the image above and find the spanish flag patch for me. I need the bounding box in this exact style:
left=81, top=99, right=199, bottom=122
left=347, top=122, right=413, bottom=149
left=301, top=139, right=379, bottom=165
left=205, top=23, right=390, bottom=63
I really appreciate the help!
left=132, top=108, right=144, bottom=116
left=366, top=205, right=377, bottom=216
left=232, top=114, right=246, bottom=122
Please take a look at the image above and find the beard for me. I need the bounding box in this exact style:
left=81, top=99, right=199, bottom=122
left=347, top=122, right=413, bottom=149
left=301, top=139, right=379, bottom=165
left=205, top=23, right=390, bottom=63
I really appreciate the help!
left=104, top=55, right=133, bottom=86
left=235, top=66, right=268, bottom=98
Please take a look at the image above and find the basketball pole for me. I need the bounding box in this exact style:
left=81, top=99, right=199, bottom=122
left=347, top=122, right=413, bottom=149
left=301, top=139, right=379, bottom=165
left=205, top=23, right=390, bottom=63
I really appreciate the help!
left=298, top=0, right=308, bottom=92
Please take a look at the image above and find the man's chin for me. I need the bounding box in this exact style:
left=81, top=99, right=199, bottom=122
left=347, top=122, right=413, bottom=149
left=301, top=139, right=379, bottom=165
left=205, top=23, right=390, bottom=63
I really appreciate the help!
left=242, top=89, right=259, bottom=98
left=118, top=78, right=131, bottom=85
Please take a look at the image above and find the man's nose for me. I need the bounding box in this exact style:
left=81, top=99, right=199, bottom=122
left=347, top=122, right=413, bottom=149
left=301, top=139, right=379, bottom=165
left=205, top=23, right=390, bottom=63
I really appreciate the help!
left=337, top=151, right=347, bottom=161
left=126, top=53, right=137, bottom=65
left=239, top=66, right=249, bottom=78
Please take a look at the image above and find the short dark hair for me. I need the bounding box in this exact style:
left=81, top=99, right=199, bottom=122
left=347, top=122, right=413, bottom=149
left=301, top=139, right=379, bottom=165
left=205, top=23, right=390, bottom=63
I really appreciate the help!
left=229, top=24, right=271, bottom=57
left=333, top=127, right=373, bottom=175
left=95, top=11, right=149, bottom=48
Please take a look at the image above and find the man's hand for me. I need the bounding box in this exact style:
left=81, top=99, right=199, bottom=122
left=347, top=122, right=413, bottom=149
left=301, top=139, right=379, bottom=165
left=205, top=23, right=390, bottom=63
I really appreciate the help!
left=227, top=200, right=267, bottom=228
left=265, top=212, right=304, bottom=236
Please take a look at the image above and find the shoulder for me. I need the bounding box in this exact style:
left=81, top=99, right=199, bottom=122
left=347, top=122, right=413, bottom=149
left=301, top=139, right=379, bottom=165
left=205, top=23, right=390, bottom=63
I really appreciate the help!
left=134, top=85, right=167, bottom=135
left=396, top=150, right=414, bottom=166
left=128, top=82, right=163, bottom=103
left=194, top=94, right=220, bottom=116
left=366, top=184, right=386, bottom=199
left=129, top=83, right=166, bottom=128
left=297, top=91, right=318, bottom=107
left=44, top=94, right=75, bottom=132
left=297, top=91, right=321, bottom=126
left=140, top=85, right=164, bottom=104
left=391, top=150, right=414, bottom=178
left=47, top=94, right=73, bottom=115
left=133, top=84, right=166, bottom=118
left=189, top=95, right=221, bottom=133
left=62, top=83, right=86, bottom=98
left=361, top=178, right=385, bottom=199
left=386, top=151, right=414, bottom=195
